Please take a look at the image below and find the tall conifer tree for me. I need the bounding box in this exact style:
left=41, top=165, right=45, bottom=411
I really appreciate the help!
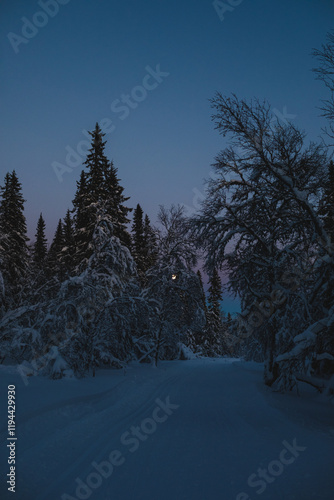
left=206, top=268, right=225, bottom=352
left=131, top=204, right=145, bottom=277
left=61, top=209, right=75, bottom=276
left=33, top=213, right=48, bottom=265
left=143, top=214, right=157, bottom=270
left=0, top=171, right=28, bottom=306
left=72, top=123, right=132, bottom=271
left=197, top=270, right=208, bottom=319
left=48, top=219, right=65, bottom=279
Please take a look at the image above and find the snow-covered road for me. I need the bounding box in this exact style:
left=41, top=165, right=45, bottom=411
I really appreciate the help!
left=1, top=358, right=334, bottom=500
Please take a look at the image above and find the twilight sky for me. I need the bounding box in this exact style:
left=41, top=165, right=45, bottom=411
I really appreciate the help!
left=1, top=0, right=333, bottom=312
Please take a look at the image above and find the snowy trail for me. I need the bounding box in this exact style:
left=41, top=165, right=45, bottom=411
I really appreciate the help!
left=1, top=359, right=334, bottom=500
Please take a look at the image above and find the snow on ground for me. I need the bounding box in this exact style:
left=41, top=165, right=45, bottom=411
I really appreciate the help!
left=1, top=358, right=334, bottom=500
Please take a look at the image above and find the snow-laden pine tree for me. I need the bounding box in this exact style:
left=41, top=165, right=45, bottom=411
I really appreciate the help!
left=61, top=208, right=75, bottom=277
left=33, top=213, right=48, bottom=265
left=72, top=123, right=132, bottom=272
left=103, top=158, right=132, bottom=248
left=131, top=204, right=146, bottom=280
left=0, top=171, right=29, bottom=309
left=72, top=170, right=91, bottom=270
left=131, top=205, right=158, bottom=283
left=197, top=270, right=208, bottom=318
left=204, top=268, right=227, bottom=356
left=143, top=214, right=158, bottom=271
left=54, top=216, right=137, bottom=376
left=196, top=269, right=209, bottom=342
left=48, top=219, right=65, bottom=280
left=208, top=268, right=222, bottom=315
left=23, top=212, right=50, bottom=303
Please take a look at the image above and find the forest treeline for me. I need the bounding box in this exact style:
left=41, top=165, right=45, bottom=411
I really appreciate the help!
left=0, top=123, right=228, bottom=378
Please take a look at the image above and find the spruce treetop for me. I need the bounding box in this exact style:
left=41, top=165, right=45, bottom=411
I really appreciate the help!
left=33, top=213, right=48, bottom=264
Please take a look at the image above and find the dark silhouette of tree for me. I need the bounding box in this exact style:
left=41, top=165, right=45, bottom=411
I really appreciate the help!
left=33, top=213, right=48, bottom=265
left=0, top=171, right=28, bottom=308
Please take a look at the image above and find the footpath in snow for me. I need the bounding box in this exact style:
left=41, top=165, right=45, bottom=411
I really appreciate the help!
left=1, top=358, right=334, bottom=500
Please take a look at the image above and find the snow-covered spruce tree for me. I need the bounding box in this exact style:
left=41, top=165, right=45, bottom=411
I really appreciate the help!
left=54, top=217, right=137, bottom=376
left=33, top=213, right=48, bottom=265
left=61, top=208, right=75, bottom=277
left=102, top=158, right=132, bottom=248
left=208, top=268, right=222, bottom=313
left=192, top=93, right=333, bottom=391
left=72, top=170, right=91, bottom=271
left=0, top=171, right=29, bottom=310
left=48, top=219, right=65, bottom=280
left=197, top=270, right=208, bottom=318
left=0, top=268, right=4, bottom=320
left=190, top=269, right=209, bottom=349
left=143, top=214, right=158, bottom=271
left=131, top=205, right=158, bottom=284
left=204, top=268, right=227, bottom=356
left=143, top=205, right=206, bottom=363
left=72, top=123, right=132, bottom=272
left=22, top=212, right=54, bottom=305
left=131, top=203, right=146, bottom=281
left=0, top=211, right=8, bottom=316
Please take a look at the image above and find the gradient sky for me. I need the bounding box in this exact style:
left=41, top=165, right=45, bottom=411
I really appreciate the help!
left=1, top=0, right=333, bottom=312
